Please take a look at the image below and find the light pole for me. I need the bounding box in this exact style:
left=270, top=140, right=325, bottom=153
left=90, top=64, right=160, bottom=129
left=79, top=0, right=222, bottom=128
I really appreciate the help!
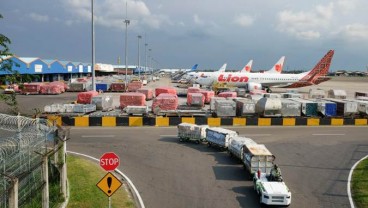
left=148, top=48, right=152, bottom=80
left=124, top=2, right=130, bottom=86
left=137, top=35, right=142, bottom=80
left=145, top=43, right=148, bottom=75
left=91, top=0, right=96, bottom=91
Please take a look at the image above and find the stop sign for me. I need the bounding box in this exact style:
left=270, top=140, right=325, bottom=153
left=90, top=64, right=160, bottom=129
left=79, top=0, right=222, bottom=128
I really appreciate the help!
left=100, top=152, right=120, bottom=171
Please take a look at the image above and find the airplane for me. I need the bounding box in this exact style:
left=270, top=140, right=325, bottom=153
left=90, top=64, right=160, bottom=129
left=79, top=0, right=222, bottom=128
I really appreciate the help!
left=185, top=63, right=227, bottom=80
left=195, top=50, right=334, bottom=92
left=241, top=56, right=285, bottom=74
left=159, top=64, right=198, bottom=74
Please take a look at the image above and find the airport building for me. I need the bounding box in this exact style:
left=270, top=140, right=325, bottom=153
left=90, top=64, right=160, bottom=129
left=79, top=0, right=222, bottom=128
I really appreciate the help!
left=0, top=55, right=150, bottom=84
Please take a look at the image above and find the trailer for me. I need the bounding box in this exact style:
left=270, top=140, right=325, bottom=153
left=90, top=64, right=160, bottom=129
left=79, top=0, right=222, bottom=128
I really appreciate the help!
left=177, top=123, right=208, bottom=144
left=289, top=98, right=318, bottom=117
left=213, top=99, right=236, bottom=117
left=280, top=99, right=301, bottom=117
left=255, top=98, right=282, bottom=117
left=323, top=98, right=358, bottom=117
left=236, top=99, right=256, bottom=117
left=242, top=144, right=275, bottom=176
left=206, top=127, right=238, bottom=150
left=228, top=136, right=257, bottom=160
left=310, top=99, right=337, bottom=117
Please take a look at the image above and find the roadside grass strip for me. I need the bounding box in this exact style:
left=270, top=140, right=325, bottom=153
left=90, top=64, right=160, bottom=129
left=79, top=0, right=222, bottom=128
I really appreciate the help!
left=67, top=155, right=134, bottom=208
left=352, top=158, right=368, bottom=208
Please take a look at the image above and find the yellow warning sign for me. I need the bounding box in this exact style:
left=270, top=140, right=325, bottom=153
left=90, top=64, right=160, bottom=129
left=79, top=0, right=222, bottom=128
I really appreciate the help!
left=96, top=172, right=122, bottom=197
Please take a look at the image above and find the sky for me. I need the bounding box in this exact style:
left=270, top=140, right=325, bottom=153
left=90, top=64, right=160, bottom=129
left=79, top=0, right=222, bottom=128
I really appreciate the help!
left=1, top=0, right=368, bottom=71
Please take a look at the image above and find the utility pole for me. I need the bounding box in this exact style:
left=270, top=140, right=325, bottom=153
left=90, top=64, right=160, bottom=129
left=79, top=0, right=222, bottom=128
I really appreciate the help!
left=137, top=35, right=142, bottom=80
left=124, top=2, right=130, bottom=85
left=91, top=0, right=96, bottom=91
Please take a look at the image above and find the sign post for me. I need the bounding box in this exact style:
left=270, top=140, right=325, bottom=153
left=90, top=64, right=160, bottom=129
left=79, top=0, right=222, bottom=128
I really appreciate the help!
left=97, top=152, right=121, bottom=208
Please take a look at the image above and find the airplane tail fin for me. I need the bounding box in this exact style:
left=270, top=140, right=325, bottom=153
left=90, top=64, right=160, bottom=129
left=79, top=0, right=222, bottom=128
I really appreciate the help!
left=241, top=60, right=253, bottom=72
left=265, top=56, right=285, bottom=73
left=191, top=64, right=198, bottom=71
left=217, top=63, right=227, bottom=72
left=306, top=50, right=334, bottom=83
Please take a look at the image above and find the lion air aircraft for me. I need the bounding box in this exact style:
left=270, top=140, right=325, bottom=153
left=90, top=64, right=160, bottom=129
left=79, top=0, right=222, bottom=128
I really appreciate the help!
left=241, top=56, right=285, bottom=73
left=195, top=50, right=334, bottom=92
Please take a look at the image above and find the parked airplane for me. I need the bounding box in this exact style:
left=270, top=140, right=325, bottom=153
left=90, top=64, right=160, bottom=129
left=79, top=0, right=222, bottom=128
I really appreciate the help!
left=195, top=50, right=334, bottom=92
left=185, top=63, right=227, bottom=80
left=159, top=64, right=198, bottom=74
left=241, top=56, right=285, bottom=74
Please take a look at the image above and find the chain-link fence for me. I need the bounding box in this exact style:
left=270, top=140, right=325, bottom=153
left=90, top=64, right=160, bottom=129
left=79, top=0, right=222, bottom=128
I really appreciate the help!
left=0, top=113, right=64, bottom=208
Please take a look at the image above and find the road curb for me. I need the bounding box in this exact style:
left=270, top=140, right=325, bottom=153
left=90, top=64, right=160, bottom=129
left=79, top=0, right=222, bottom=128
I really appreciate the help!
left=347, top=154, right=368, bottom=208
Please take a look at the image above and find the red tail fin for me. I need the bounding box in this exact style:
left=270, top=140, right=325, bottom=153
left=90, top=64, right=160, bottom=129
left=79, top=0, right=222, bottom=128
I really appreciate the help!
left=307, top=50, right=334, bottom=81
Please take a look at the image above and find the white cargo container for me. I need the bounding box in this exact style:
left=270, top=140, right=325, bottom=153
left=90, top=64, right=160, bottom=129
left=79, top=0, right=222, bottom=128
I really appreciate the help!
left=255, top=98, right=282, bottom=117
left=91, top=95, right=114, bottom=111
left=242, top=144, right=275, bottom=175
left=236, top=99, right=256, bottom=116
left=289, top=98, right=319, bottom=117
left=228, top=136, right=256, bottom=160
left=73, top=104, right=96, bottom=113
left=309, top=89, right=326, bottom=99
left=280, top=99, right=301, bottom=117
left=177, top=123, right=208, bottom=143
left=327, top=89, right=346, bottom=99
left=206, top=127, right=238, bottom=150
left=210, top=97, right=225, bottom=111
left=281, top=93, right=302, bottom=99
left=214, top=100, right=236, bottom=117
left=124, top=106, right=149, bottom=115
left=263, top=93, right=281, bottom=98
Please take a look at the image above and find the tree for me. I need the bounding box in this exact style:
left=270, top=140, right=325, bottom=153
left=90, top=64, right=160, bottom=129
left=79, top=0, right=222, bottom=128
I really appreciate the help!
left=0, top=14, right=19, bottom=114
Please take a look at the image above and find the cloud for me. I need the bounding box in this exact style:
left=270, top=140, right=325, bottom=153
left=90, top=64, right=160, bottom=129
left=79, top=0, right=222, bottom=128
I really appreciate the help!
left=29, top=13, right=49, bottom=22
left=277, top=3, right=334, bottom=40
left=337, top=0, right=357, bottom=14
left=193, top=14, right=204, bottom=25
left=61, top=0, right=167, bottom=30
left=340, top=23, right=368, bottom=40
left=234, top=14, right=254, bottom=27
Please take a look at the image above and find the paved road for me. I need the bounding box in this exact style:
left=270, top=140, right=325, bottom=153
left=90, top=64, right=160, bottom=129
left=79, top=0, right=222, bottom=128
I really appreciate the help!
left=67, top=126, right=368, bottom=208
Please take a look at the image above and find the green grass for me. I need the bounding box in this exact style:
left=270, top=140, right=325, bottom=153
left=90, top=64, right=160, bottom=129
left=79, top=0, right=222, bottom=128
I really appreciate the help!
left=352, top=158, right=368, bottom=208
left=67, top=155, right=134, bottom=208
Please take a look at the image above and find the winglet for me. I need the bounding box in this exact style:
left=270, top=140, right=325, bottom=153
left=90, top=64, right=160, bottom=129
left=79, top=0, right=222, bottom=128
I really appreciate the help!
left=265, top=56, right=285, bottom=73
left=241, top=60, right=253, bottom=72
left=218, top=63, right=227, bottom=72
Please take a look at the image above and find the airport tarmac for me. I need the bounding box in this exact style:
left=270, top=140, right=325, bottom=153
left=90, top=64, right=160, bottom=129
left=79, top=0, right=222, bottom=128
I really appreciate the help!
left=0, top=76, right=367, bottom=116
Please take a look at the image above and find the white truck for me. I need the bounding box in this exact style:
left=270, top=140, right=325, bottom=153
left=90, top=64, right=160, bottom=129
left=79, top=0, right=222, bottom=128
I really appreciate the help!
left=205, top=127, right=238, bottom=150
left=228, top=136, right=257, bottom=160
left=253, top=171, right=292, bottom=206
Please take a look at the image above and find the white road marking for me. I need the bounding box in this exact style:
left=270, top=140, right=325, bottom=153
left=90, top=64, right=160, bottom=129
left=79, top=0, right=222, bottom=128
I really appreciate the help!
left=239, top=134, right=272, bottom=136
left=348, top=154, right=368, bottom=208
left=312, top=134, right=345, bottom=136
left=67, top=151, right=145, bottom=208
left=81, top=135, right=116, bottom=138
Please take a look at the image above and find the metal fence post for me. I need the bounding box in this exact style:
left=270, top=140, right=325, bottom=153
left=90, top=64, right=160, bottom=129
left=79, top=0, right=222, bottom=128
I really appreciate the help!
left=42, top=156, right=49, bottom=208
left=8, top=177, right=18, bottom=208
left=60, top=137, right=67, bottom=199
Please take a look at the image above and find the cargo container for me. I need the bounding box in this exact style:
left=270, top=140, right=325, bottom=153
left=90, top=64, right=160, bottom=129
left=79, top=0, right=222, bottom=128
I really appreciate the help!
left=187, top=93, right=205, bottom=107
left=322, top=98, right=358, bottom=117
left=255, top=98, right=282, bottom=117
left=177, top=123, right=208, bottom=144
left=96, top=83, right=110, bottom=92
left=40, top=84, right=63, bottom=95
left=218, top=91, right=237, bottom=98
left=210, top=97, right=225, bottom=111
left=228, top=136, right=256, bottom=160
left=289, top=98, right=318, bottom=117
left=120, top=92, right=146, bottom=109
left=346, top=99, right=368, bottom=115
left=187, top=87, right=201, bottom=94
left=246, top=94, right=263, bottom=102
left=281, top=93, right=302, bottom=99
left=327, top=89, right=346, bottom=99
left=280, top=99, right=301, bottom=117
left=263, top=93, right=281, bottom=98
left=73, top=104, right=96, bottom=113
left=137, top=89, right=154, bottom=100
left=309, top=89, right=326, bottom=99
left=235, top=88, right=246, bottom=97
left=49, top=81, right=67, bottom=92
left=355, top=91, right=368, bottom=98
left=91, top=95, right=114, bottom=111
left=310, top=99, right=337, bottom=117
left=214, top=99, right=236, bottom=117
left=124, top=106, right=149, bottom=115
left=21, top=83, right=43, bottom=95
left=242, top=144, right=275, bottom=176
left=155, top=87, right=177, bottom=97
left=44, top=104, right=65, bottom=113
left=199, top=90, right=215, bottom=104
left=77, top=91, right=99, bottom=104
left=68, top=82, right=87, bottom=92
left=236, top=99, right=256, bottom=117
left=206, top=127, right=238, bottom=150
left=109, top=83, right=126, bottom=92
left=127, top=81, right=143, bottom=92
left=151, top=93, right=178, bottom=114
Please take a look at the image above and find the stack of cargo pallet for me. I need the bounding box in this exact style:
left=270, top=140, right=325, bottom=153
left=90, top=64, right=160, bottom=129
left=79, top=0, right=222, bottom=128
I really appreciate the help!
left=50, top=81, right=68, bottom=92
left=187, top=87, right=201, bottom=94
left=199, top=90, right=215, bottom=104
left=137, top=89, right=154, bottom=100
left=187, top=93, right=205, bottom=107
left=127, top=81, right=143, bottom=92
left=152, top=93, right=178, bottom=114
left=155, top=87, right=177, bottom=97
left=77, top=91, right=99, bottom=104
left=120, top=92, right=146, bottom=109
left=40, top=84, right=63, bottom=95
left=110, top=83, right=126, bottom=92
left=21, top=83, right=43, bottom=95
left=218, top=91, right=237, bottom=98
